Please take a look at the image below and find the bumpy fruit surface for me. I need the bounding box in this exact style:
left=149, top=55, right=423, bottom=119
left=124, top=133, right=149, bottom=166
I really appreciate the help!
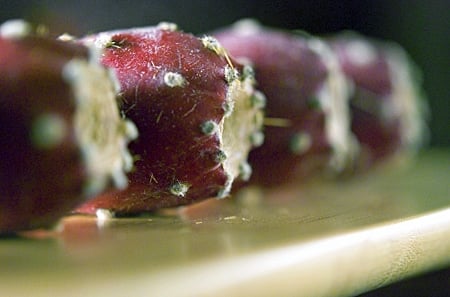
left=329, top=32, right=428, bottom=168
left=214, top=20, right=356, bottom=186
left=76, top=23, right=264, bottom=214
left=0, top=20, right=136, bottom=233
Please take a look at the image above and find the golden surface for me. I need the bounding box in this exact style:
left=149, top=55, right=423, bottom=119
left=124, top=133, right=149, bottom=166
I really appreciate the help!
left=1, top=150, right=449, bottom=297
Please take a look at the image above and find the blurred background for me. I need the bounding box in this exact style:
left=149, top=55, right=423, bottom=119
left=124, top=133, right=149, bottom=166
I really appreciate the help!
left=1, top=1, right=448, bottom=296
left=1, top=0, right=448, bottom=147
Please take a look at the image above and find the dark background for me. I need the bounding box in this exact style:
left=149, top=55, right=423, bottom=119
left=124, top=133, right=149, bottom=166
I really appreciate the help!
left=1, top=0, right=448, bottom=147
left=1, top=1, right=449, bottom=296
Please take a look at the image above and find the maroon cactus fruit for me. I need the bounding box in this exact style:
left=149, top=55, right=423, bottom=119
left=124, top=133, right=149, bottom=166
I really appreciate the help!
left=0, top=20, right=136, bottom=233
left=329, top=32, right=428, bottom=168
left=75, top=23, right=264, bottom=215
left=214, top=20, right=357, bottom=186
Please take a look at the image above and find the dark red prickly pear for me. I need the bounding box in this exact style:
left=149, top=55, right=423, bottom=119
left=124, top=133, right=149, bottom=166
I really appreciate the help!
left=0, top=20, right=136, bottom=233
left=329, top=32, right=428, bottom=168
left=214, top=20, right=357, bottom=186
left=76, top=23, right=264, bottom=215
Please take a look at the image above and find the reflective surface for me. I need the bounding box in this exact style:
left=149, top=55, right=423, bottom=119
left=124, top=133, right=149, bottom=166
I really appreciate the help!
left=1, top=150, right=449, bottom=297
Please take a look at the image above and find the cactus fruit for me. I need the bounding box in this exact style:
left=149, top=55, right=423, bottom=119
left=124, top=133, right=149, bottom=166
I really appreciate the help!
left=329, top=32, right=428, bottom=168
left=214, top=20, right=357, bottom=186
left=75, top=23, right=264, bottom=215
left=0, top=20, right=136, bottom=233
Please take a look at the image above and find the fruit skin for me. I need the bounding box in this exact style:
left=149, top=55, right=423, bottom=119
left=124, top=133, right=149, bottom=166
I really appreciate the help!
left=76, top=23, right=264, bottom=215
left=328, top=32, right=428, bottom=168
left=0, top=20, right=135, bottom=233
left=214, top=20, right=357, bottom=186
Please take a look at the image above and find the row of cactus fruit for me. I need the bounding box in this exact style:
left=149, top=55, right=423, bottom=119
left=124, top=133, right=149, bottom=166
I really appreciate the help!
left=0, top=19, right=428, bottom=233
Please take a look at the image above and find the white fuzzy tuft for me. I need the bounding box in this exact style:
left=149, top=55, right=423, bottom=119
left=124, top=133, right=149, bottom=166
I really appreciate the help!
left=0, top=19, right=31, bottom=38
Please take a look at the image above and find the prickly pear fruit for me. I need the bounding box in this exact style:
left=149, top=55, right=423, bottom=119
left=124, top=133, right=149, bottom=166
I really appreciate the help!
left=76, top=23, right=264, bottom=214
left=0, top=20, right=136, bottom=233
left=214, top=20, right=357, bottom=186
left=329, top=32, right=428, bottom=168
